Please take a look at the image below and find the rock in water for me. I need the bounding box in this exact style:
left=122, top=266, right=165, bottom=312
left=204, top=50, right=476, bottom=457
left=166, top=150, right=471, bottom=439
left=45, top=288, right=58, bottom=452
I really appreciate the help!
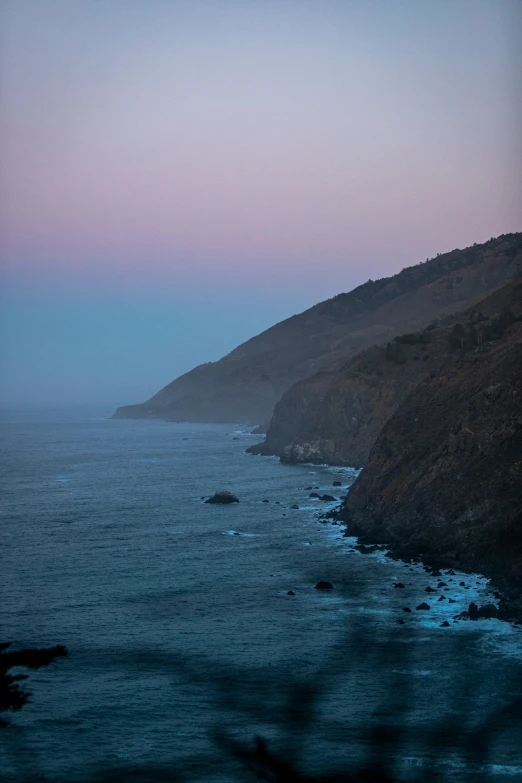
left=205, top=490, right=240, bottom=504
left=321, top=494, right=337, bottom=502
left=315, top=580, right=334, bottom=590
left=416, top=602, right=431, bottom=610
left=332, top=481, right=342, bottom=487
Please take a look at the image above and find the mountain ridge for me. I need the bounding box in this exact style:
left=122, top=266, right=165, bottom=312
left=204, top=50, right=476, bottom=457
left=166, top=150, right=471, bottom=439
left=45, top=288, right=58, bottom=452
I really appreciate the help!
left=113, top=233, right=522, bottom=424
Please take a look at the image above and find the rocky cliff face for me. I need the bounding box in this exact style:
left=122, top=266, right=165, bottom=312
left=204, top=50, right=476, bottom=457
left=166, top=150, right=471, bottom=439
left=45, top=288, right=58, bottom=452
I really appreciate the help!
left=113, top=233, right=522, bottom=424
left=250, top=234, right=522, bottom=461
left=340, top=278, right=522, bottom=613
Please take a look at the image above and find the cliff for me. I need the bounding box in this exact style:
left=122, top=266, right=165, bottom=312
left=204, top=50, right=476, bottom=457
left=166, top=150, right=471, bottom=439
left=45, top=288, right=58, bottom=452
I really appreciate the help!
left=249, top=234, right=522, bottom=462
left=340, top=277, right=522, bottom=614
left=113, top=233, right=522, bottom=424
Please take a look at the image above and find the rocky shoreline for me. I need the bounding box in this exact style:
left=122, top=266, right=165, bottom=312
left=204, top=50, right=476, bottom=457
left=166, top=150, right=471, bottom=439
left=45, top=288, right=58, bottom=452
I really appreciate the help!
left=328, top=505, right=522, bottom=623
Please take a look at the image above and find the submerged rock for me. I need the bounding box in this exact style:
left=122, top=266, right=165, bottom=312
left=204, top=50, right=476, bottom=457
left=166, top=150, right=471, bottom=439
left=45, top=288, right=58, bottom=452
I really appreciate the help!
left=290, top=504, right=299, bottom=510
left=205, top=490, right=239, bottom=505
left=315, top=580, right=334, bottom=590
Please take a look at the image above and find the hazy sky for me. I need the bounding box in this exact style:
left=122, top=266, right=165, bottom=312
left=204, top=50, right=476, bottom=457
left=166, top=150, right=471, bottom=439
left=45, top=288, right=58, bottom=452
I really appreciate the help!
left=1, top=0, right=520, bottom=406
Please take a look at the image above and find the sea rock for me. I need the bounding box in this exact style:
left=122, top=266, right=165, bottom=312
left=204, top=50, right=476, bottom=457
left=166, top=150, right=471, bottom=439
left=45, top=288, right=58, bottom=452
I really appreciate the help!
left=437, top=582, right=448, bottom=588
left=425, top=586, right=437, bottom=593
left=315, top=581, right=334, bottom=590
left=309, top=492, right=321, bottom=499
left=205, top=490, right=240, bottom=505
left=232, top=437, right=240, bottom=440
left=287, top=590, right=296, bottom=596
left=438, top=595, right=446, bottom=601
left=332, top=481, right=342, bottom=487
left=468, top=602, right=498, bottom=620
left=393, top=582, right=405, bottom=588
left=448, top=598, right=456, bottom=603
left=304, top=486, right=313, bottom=491
left=440, top=621, right=450, bottom=627
left=416, top=602, right=431, bottom=610
left=321, top=494, right=337, bottom=502
left=403, top=607, right=412, bottom=612
left=355, top=544, right=379, bottom=554
left=262, top=499, right=269, bottom=503
left=290, top=504, right=299, bottom=510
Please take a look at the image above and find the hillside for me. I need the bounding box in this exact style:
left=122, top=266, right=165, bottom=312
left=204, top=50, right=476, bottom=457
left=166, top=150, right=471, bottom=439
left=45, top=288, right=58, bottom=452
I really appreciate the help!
left=339, top=277, right=522, bottom=615
left=250, top=258, right=522, bottom=466
left=113, top=233, right=522, bottom=424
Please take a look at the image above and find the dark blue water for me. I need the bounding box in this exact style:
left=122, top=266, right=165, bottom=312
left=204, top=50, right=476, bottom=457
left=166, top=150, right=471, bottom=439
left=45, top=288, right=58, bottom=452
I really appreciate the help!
left=1, top=407, right=521, bottom=781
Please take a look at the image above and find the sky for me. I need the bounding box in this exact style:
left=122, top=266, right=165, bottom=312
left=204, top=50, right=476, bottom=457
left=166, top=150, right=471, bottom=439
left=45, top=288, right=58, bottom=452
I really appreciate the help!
left=1, top=0, right=520, bottom=406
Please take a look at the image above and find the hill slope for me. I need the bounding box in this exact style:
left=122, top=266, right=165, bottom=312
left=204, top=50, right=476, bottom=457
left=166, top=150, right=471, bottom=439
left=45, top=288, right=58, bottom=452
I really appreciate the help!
left=113, top=233, right=522, bottom=424
left=251, top=254, right=522, bottom=466
left=339, top=277, right=522, bottom=615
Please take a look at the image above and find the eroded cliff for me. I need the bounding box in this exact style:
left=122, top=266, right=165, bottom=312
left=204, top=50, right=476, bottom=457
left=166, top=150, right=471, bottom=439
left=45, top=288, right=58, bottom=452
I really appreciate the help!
left=250, top=235, right=522, bottom=462
left=340, top=278, right=522, bottom=613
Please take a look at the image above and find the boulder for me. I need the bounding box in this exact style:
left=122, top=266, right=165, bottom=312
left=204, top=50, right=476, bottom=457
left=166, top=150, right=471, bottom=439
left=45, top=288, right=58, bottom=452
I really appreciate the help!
left=287, top=590, right=296, bottom=596
left=309, top=492, right=321, bottom=499
left=448, top=598, right=456, bottom=604
left=403, top=607, right=412, bottom=612
left=393, top=582, right=405, bottom=589
left=416, top=602, right=431, bottom=610
left=468, top=602, right=498, bottom=620
left=205, top=490, right=239, bottom=504
left=290, top=504, right=299, bottom=510
left=321, top=494, right=337, bottom=502
left=355, top=544, right=379, bottom=554
left=440, top=621, right=450, bottom=627
left=425, top=586, right=437, bottom=593
left=332, top=481, right=342, bottom=487
left=438, top=595, right=446, bottom=601
left=315, top=581, right=334, bottom=590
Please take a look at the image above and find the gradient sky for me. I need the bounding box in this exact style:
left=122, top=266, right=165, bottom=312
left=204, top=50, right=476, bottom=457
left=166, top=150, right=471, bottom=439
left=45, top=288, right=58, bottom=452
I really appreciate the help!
left=1, top=0, right=520, bottom=406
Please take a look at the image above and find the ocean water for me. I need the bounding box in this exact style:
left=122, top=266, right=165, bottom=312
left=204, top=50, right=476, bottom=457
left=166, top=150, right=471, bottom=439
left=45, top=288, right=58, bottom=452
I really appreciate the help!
left=1, top=407, right=521, bottom=782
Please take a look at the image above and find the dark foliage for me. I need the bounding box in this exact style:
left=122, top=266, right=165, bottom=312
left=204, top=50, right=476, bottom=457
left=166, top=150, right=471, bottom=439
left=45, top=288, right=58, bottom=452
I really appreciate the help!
left=0, top=642, right=67, bottom=726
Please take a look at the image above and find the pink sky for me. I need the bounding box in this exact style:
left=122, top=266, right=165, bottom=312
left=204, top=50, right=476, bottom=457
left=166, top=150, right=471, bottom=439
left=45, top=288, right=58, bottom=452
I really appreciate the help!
left=0, top=0, right=520, bottom=403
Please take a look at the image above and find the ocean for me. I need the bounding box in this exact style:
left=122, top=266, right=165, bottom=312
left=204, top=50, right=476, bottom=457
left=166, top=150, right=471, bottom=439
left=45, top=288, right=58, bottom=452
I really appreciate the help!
left=1, top=407, right=521, bottom=782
